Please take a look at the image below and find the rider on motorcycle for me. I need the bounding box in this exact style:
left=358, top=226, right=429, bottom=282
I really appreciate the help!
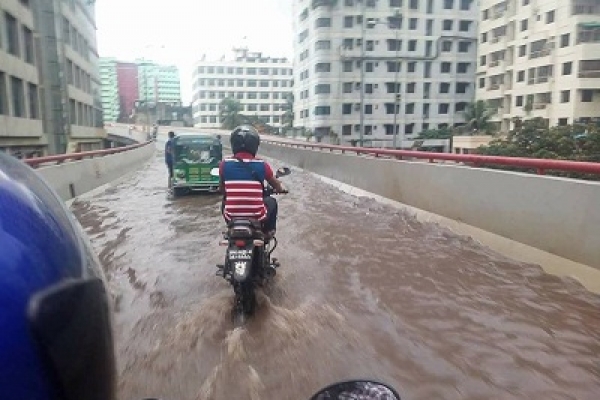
left=0, top=151, right=117, bottom=399
left=219, top=125, right=285, bottom=236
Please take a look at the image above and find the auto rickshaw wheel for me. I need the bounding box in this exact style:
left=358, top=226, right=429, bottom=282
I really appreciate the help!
left=173, top=187, right=187, bottom=197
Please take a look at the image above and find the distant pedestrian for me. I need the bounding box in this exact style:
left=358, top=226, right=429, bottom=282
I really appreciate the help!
left=165, top=131, right=175, bottom=188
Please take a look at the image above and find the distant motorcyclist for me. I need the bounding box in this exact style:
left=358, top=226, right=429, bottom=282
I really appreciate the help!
left=218, top=125, right=285, bottom=235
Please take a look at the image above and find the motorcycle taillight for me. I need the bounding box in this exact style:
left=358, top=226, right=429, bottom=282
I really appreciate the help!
left=235, top=240, right=247, bottom=247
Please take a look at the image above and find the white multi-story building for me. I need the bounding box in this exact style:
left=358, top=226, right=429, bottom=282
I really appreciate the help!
left=293, top=0, right=479, bottom=146
left=477, top=0, right=600, bottom=131
left=191, top=48, right=293, bottom=129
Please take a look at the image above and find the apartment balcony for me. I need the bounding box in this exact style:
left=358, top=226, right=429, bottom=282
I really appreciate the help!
left=533, top=103, right=548, bottom=110
left=487, top=83, right=503, bottom=91
left=579, top=69, right=600, bottom=78
left=572, top=2, right=600, bottom=15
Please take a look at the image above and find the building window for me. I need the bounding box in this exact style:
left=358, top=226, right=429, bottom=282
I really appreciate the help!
left=342, top=103, right=352, bottom=114
left=408, top=40, right=417, bottom=51
left=439, top=103, right=449, bottom=114
left=316, top=18, right=331, bottom=28
left=558, top=118, right=568, bottom=126
left=561, top=90, right=570, bottom=103
left=517, top=70, right=525, bottom=81
left=315, top=84, right=331, bottom=94
left=247, top=68, right=256, bottom=75
left=409, top=18, right=418, bottom=30
left=444, top=0, right=453, bottom=9
left=581, top=90, right=593, bottom=102
left=409, top=0, right=419, bottom=10
left=441, top=62, right=452, bottom=73
left=457, top=62, right=470, bottom=73
left=456, top=82, right=469, bottom=93
left=11, top=77, right=25, bottom=117
left=516, top=96, right=523, bottom=106
left=316, top=40, right=331, bottom=50
left=440, top=82, right=450, bottom=93
left=315, top=63, right=331, bottom=73
left=5, top=13, right=20, bottom=57
left=260, top=80, right=269, bottom=87
left=23, top=27, right=35, bottom=64
left=460, top=0, right=471, bottom=10
left=405, top=103, right=415, bottom=114
left=546, top=10, right=555, bottom=24
left=260, top=104, right=270, bottom=112
left=365, top=104, right=373, bottom=114
left=407, top=82, right=415, bottom=93
left=344, top=16, right=353, bottom=28
left=521, top=19, right=528, bottom=31
left=562, top=62, right=572, bottom=75
left=0, top=73, right=6, bottom=115
left=342, top=124, right=352, bottom=135
left=315, top=106, right=331, bottom=115
left=560, top=34, right=570, bottom=48
left=481, top=32, right=487, bottom=43
left=27, top=83, right=38, bottom=119
left=408, top=62, right=416, bottom=72
left=480, top=55, right=486, bottom=66
left=210, top=116, right=217, bottom=123
left=442, top=41, right=452, bottom=52
left=519, top=45, right=526, bottom=57
left=459, top=20, right=471, bottom=32
left=390, top=0, right=401, bottom=6
left=366, top=62, right=374, bottom=72
left=343, top=82, right=353, bottom=93
left=458, top=42, right=470, bottom=52
left=260, top=93, right=269, bottom=99
left=343, top=61, right=353, bottom=72
left=479, top=77, right=485, bottom=88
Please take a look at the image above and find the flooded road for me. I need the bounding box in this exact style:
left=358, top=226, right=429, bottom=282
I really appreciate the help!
left=72, top=149, right=600, bottom=400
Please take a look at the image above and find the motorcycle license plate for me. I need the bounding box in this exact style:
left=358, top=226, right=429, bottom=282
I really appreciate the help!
left=228, top=249, right=252, bottom=260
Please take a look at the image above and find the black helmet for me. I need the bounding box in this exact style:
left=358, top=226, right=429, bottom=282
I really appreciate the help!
left=230, top=125, right=260, bottom=156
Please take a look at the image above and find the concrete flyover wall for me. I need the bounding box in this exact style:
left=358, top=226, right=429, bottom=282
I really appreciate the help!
left=37, top=143, right=155, bottom=201
left=260, top=142, right=600, bottom=270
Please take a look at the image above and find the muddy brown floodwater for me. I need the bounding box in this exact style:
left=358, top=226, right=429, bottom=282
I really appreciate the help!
left=71, top=150, right=600, bottom=400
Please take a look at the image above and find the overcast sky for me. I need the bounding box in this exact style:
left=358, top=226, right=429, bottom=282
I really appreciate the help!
left=96, top=0, right=294, bottom=102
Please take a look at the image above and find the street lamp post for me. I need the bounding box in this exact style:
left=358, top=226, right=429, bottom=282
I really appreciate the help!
left=392, top=28, right=400, bottom=149
left=366, top=11, right=402, bottom=149
left=359, top=0, right=366, bottom=147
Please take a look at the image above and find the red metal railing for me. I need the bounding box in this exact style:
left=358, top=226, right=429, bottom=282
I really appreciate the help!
left=263, top=140, right=600, bottom=176
left=24, top=141, right=153, bottom=168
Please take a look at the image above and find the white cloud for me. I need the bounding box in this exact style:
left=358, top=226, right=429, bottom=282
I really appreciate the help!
left=96, top=0, right=294, bottom=103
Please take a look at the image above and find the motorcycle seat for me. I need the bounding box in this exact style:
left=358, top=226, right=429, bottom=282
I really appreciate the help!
left=227, top=218, right=263, bottom=239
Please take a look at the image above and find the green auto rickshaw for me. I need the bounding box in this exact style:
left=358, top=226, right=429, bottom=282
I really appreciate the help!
left=170, top=132, right=223, bottom=196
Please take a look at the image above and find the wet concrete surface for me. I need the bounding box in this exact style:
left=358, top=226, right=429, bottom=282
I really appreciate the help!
left=71, top=150, right=600, bottom=400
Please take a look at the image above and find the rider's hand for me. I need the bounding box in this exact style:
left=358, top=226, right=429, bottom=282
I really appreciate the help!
left=277, top=185, right=289, bottom=194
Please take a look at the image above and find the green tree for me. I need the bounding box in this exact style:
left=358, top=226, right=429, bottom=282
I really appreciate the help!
left=463, top=100, right=497, bottom=134
left=477, top=118, right=600, bottom=179
left=417, top=127, right=451, bottom=140
left=219, top=98, right=245, bottom=130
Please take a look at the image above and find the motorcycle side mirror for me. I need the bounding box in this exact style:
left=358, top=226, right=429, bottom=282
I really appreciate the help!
left=310, top=380, right=401, bottom=400
left=275, top=167, right=291, bottom=178
left=210, top=167, right=220, bottom=177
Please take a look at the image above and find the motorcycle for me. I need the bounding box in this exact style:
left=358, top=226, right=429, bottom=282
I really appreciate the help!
left=210, top=166, right=291, bottom=325
left=142, top=379, right=401, bottom=399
